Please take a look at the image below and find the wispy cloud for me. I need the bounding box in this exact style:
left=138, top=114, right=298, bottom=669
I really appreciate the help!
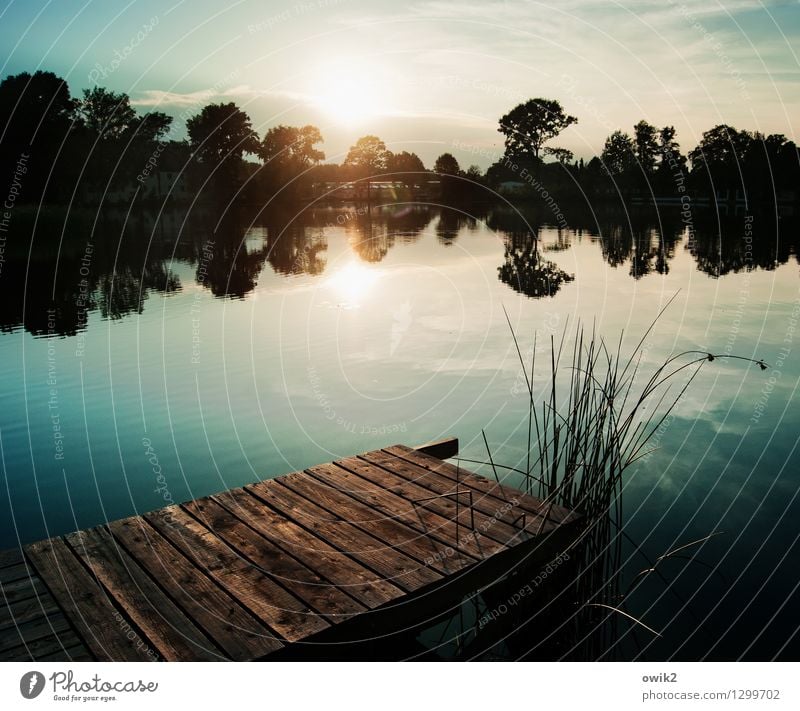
left=132, top=84, right=308, bottom=108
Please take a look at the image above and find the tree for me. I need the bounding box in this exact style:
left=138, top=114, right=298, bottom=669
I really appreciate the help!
left=0, top=70, right=76, bottom=139
left=387, top=151, right=425, bottom=186
left=187, top=102, right=260, bottom=169
left=80, top=87, right=172, bottom=144
left=688, top=125, right=752, bottom=173
left=465, top=164, right=483, bottom=181
left=433, top=153, right=460, bottom=175
left=498, top=98, right=577, bottom=160
left=687, top=124, right=754, bottom=198
left=633, top=120, right=659, bottom=174
left=261, top=125, right=324, bottom=169
left=136, top=111, right=172, bottom=143
left=343, top=135, right=390, bottom=200
left=80, top=87, right=137, bottom=139
left=76, top=87, right=171, bottom=196
left=0, top=71, right=77, bottom=201
left=343, top=135, right=390, bottom=175
left=544, top=147, right=574, bottom=165
left=655, top=125, right=687, bottom=193
left=260, top=124, right=324, bottom=197
left=658, top=126, right=685, bottom=171
left=601, top=130, right=636, bottom=177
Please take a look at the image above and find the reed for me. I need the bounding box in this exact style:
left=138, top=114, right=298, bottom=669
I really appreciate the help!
left=461, top=297, right=766, bottom=659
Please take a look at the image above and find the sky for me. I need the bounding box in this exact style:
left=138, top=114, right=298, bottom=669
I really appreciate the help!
left=1, top=0, right=798, bottom=167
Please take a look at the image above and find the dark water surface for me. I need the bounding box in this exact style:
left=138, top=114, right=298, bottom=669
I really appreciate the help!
left=1, top=201, right=797, bottom=660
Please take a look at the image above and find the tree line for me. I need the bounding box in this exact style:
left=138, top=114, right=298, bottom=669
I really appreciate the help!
left=1, top=69, right=797, bottom=206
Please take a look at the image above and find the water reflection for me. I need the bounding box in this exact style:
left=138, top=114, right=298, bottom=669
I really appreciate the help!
left=1, top=202, right=796, bottom=336
left=0, top=208, right=182, bottom=337
left=497, top=233, right=575, bottom=298
left=688, top=213, right=799, bottom=277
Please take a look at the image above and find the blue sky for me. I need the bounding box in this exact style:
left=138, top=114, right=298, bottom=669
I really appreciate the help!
left=1, top=0, right=798, bottom=166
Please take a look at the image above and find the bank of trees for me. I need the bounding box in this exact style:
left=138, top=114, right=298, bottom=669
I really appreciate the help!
left=485, top=102, right=799, bottom=208
left=0, top=71, right=173, bottom=202
left=2, top=68, right=797, bottom=207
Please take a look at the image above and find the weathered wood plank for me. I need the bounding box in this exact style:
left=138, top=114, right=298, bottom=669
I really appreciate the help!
left=0, top=548, right=24, bottom=569
left=387, top=445, right=578, bottom=525
left=347, top=453, right=522, bottom=546
left=0, top=563, right=34, bottom=585
left=0, top=612, right=73, bottom=653
left=0, top=576, right=48, bottom=605
left=215, top=487, right=413, bottom=602
left=362, top=449, right=539, bottom=537
left=0, top=591, right=59, bottom=632
left=187, top=496, right=371, bottom=617
left=146, top=506, right=328, bottom=643
left=109, top=516, right=283, bottom=661
left=245, top=481, right=442, bottom=592
left=38, top=643, right=93, bottom=662
left=310, top=462, right=495, bottom=561
left=66, top=526, right=223, bottom=661
left=25, top=537, right=154, bottom=661
left=1, top=631, right=88, bottom=661
left=272, top=472, right=469, bottom=575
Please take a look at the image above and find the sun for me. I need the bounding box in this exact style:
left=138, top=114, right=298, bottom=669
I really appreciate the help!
left=309, top=61, right=386, bottom=126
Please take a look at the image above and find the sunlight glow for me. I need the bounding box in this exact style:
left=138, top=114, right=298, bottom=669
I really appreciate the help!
left=325, top=260, right=380, bottom=307
left=309, top=61, right=387, bottom=126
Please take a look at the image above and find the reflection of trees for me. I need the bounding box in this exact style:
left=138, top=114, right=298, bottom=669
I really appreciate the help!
left=0, top=208, right=181, bottom=336
left=597, top=211, right=682, bottom=278
left=349, top=220, right=392, bottom=263
left=380, top=204, right=435, bottom=242
left=96, top=263, right=180, bottom=320
left=435, top=207, right=476, bottom=244
left=263, top=209, right=327, bottom=276
left=196, top=212, right=270, bottom=299
left=486, top=208, right=540, bottom=240
left=689, top=214, right=797, bottom=277
left=498, top=233, right=575, bottom=298
left=260, top=204, right=435, bottom=270
left=347, top=205, right=435, bottom=259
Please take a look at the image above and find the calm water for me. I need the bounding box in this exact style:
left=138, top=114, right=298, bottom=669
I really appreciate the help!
left=1, top=201, right=798, bottom=660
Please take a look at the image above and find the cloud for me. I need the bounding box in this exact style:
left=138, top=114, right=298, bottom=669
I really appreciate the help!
left=132, top=84, right=307, bottom=108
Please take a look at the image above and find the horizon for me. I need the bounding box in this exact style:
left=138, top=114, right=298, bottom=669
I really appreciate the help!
left=1, top=0, right=798, bottom=168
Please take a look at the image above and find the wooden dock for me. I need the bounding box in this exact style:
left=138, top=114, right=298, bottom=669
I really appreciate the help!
left=0, top=440, right=580, bottom=661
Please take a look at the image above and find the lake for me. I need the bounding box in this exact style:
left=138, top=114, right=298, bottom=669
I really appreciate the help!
left=1, top=200, right=797, bottom=660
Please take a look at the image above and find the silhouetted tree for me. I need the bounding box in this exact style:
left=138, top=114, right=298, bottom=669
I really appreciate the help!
left=0, top=70, right=77, bottom=202
left=498, top=98, right=577, bottom=160
left=654, top=125, right=687, bottom=194
left=75, top=87, right=171, bottom=197
left=260, top=124, right=324, bottom=197
left=544, top=147, right=574, bottom=165
left=633, top=120, right=659, bottom=175
left=343, top=135, right=390, bottom=200
left=433, top=153, right=460, bottom=175
left=387, top=151, right=425, bottom=187
left=601, top=130, right=636, bottom=178
left=464, top=164, right=483, bottom=182
left=80, top=88, right=137, bottom=139
left=187, top=103, right=259, bottom=191
left=344, top=135, right=390, bottom=174
left=688, top=125, right=751, bottom=174
left=261, top=125, right=324, bottom=169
